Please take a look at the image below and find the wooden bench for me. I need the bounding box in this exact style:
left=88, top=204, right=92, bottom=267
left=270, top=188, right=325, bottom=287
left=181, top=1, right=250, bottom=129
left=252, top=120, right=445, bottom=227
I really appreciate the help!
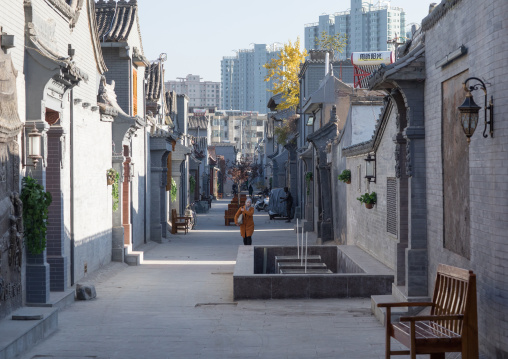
left=378, top=264, right=478, bottom=359
left=224, top=208, right=237, bottom=226
left=171, top=209, right=191, bottom=234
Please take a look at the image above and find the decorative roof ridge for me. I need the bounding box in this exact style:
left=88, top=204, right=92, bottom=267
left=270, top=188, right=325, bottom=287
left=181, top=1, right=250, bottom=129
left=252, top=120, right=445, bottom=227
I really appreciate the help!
left=87, top=0, right=107, bottom=74
left=421, top=0, right=463, bottom=32
left=95, top=0, right=138, bottom=42
left=368, top=44, right=425, bottom=89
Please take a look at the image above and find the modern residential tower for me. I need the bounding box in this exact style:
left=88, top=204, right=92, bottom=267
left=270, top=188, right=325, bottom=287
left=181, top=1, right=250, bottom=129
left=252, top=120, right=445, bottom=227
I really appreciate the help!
left=221, top=44, right=279, bottom=114
left=304, top=0, right=405, bottom=59
left=166, top=74, right=221, bottom=109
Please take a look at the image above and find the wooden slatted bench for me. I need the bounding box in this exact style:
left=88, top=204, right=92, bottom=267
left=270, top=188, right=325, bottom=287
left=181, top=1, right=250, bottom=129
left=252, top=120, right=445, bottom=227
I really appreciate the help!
left=224, top=208, right=237, bottom=226
left=377, top=264, right=478, bottom=359
left=171, top=209, right=191, bottom=234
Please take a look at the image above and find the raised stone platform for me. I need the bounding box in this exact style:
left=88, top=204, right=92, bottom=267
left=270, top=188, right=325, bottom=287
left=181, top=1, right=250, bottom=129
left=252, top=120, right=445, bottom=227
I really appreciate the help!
left=233, top=245, right=394, bottom=300
left=280, top=268, right=333, bottom=274
left=0, top=307, right=58, bottom=359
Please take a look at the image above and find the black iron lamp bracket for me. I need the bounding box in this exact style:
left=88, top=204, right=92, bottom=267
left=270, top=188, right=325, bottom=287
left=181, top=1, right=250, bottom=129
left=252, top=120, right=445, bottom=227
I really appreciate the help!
left=463, top=77, right=494, bottom=138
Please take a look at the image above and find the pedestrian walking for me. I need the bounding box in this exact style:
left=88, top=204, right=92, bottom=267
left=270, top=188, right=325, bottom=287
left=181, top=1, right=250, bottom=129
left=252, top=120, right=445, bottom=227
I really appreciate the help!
left=248, top=184, right=253, bottom=197
left=234, top=198, right=254, bottom=245
left=280, top=187, right=293, bottom=223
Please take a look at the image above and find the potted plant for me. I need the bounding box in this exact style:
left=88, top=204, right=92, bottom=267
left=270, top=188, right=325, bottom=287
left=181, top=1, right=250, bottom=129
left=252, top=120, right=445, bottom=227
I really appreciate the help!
left=357, top=191, right=377, bottom=209
left=171, top=178, right=177, bottom=202
left=20, top=176, right=52, bottom=254
left=338, top=169, right=351, bottom=184
left=111, top=171, right=120, bottom=211
left=107, top=168, right=117, bottom=185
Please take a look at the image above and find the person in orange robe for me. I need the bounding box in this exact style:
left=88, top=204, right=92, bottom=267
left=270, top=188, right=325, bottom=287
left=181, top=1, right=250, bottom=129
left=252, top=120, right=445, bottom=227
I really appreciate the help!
left=235, top=198, right=255, bottom=245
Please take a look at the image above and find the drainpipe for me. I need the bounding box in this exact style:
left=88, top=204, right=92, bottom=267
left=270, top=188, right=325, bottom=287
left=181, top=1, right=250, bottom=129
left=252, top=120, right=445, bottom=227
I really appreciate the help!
left=70, top=89, right=75, bottom=286
left=143, top=75, right=148, bottom=243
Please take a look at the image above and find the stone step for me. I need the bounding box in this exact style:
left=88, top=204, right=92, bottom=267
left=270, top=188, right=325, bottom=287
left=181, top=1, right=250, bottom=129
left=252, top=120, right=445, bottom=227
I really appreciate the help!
left=277, top=262, right=328, bottom=273
left=0, top=307, right=58, bottom=359
left=124, top=245, right=143, bottom=266
left=124, top=251, right=143, bottom=266
left=275, top=255, right=322, bottom=263
left=279, top=268, right=333, bottom=274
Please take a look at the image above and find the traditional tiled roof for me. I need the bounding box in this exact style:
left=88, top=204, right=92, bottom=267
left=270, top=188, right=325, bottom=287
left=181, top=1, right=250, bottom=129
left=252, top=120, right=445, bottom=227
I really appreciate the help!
left=95, top=0, right=138, bottom=42
left=299, top=59, right=352, bottom=78
left=188, top=116, right=208, bottom=129
left=367, top=44, right=425, bottom=90
left=422, top=0, right=463, bottom=31
left=267, top=93, right=283, bottom=111
left=145, top=61, right=162, bottom=101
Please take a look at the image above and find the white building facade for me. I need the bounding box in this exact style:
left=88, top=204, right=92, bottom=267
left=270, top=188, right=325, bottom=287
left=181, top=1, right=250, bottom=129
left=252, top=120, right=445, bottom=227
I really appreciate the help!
left=165, top=74, right=220, bottom=109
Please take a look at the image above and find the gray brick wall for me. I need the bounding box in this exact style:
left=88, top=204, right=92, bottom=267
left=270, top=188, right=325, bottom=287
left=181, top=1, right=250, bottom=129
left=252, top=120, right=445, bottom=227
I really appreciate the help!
left=424, top=0, right=508, bottom=356
left=345, top=104, right=398, bottom=269
left=102, top=48, right=131, bottom=114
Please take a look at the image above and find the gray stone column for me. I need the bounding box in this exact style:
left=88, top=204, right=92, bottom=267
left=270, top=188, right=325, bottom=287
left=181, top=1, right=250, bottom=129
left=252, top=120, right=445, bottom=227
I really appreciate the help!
left=111, top=156, right=125, bottom=262
left=307, top=107, right=339, bottom=243
left=25, top=121, right=51, bottom=303
left=45, top=125, right=67, bottom=291
left=150, top=137, right=171, bottom=242
left=399, top=82, right=428, bottom=297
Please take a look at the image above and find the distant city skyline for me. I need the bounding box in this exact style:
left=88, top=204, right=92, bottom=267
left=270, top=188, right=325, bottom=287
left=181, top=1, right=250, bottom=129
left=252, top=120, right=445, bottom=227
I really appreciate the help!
left=139, top=1, right=432, bottom=82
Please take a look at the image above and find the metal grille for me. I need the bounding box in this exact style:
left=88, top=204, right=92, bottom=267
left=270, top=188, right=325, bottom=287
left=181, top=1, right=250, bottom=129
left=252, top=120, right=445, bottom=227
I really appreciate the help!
left=386, top=178, right=397, bottom=236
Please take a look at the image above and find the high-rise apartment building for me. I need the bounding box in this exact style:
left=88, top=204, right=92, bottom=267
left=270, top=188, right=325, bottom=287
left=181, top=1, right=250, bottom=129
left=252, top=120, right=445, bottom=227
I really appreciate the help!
left=165, top=74, right=221, bottom=108
left=221, top=44, right=279, bottom=114
left=304, top=0, right=405, bottom=60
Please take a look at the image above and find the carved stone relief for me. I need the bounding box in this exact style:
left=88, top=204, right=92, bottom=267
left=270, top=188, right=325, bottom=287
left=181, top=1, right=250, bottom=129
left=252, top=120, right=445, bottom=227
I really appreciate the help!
left=395, top=143, right=401, bottom=179
left=405, top=138, right=412, bottom=177
left=0, top=52, right=23, bottom=142
left=0, top=52, right=22, bottom=320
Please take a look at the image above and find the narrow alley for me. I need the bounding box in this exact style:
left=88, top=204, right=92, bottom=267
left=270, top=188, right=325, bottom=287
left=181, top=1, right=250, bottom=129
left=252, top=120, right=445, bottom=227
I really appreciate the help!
left=19, top=198, right=397, bottom=359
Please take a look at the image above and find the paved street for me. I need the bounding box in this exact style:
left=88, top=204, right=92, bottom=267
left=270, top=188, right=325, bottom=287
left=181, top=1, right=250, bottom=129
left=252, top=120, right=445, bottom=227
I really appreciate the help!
left=20, top=198, right=399, bottom=359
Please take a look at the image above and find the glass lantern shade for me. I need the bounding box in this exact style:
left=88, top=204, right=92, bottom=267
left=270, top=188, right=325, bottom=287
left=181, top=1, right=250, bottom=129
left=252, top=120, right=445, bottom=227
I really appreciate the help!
left=28, top=128, right=42, bottom=159
left=366, top=161, right=374, bottom=178
left=365, top=153, right=376, bottom=182
left=458, top=93, right=481, bottom=140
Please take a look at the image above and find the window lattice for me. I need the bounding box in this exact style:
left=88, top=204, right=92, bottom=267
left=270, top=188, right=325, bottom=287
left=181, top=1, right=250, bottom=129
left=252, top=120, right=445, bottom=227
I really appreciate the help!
left=387, top=178, right=397, bottom=236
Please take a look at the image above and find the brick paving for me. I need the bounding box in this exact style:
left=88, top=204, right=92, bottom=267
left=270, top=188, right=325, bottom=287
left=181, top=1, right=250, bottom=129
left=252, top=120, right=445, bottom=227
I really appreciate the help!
left=20, top=198, right=405, bottom=359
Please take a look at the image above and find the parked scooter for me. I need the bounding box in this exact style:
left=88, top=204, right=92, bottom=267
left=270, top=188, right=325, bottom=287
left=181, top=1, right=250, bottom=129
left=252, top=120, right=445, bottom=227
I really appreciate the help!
left=255, top=195, right=269, bottom=212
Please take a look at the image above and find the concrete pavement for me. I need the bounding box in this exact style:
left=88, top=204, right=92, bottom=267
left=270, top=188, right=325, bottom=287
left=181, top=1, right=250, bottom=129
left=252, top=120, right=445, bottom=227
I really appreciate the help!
left=19, top=198, right=405, bottom=359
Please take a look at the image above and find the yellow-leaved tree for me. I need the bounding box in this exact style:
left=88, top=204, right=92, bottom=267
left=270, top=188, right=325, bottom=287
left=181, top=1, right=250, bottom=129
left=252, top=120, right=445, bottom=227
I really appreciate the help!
left=315, top=31, right=347, bottom=61
left=264, top=38, right=308, bottom=111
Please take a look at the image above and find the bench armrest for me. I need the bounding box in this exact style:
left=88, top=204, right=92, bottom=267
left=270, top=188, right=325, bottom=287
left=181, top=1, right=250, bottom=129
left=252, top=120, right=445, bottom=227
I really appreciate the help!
left=400, top=314, right=464, bottom=322
left=377, top=302, right=434, bottom=308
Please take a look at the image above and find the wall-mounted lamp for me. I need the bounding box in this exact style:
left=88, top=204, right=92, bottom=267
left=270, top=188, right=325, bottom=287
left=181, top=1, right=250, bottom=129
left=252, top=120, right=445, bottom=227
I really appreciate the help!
left=364, top=153, right=376, bottom=183
left=91, top=106, right=99, bottom=112
left=74, top=98, right=82, bottom=105
left=458, top=77, right=494, bottom=143
left=23, top=122, right=43, bottom=168
left=82, top=102, right=90, bottom=108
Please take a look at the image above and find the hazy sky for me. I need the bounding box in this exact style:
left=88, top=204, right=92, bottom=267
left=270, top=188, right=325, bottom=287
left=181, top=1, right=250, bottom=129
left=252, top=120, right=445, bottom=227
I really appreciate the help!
left=138, top=1, right=433, bottom=83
